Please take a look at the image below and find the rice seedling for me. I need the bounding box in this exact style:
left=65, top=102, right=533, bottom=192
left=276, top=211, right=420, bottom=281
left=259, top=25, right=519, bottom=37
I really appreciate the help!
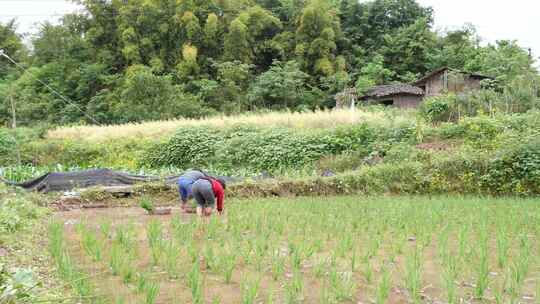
left=271, top=250, right=286, bottom=281
left=337, top=233, right=353, bottom=258
left=376, top=266, right=391, bottom=304
left=508, top=235, right=531, bottom=299
left=188, top=261, right=204, bottom=304
left=265, top=284, right=275, bottom=304
left=120, top=254, right=135, bottom=284
left=458, top=225, right=469, bottom=262
left=493, top=278, right=505, bottom=304
left=99, top=219, right=112, bottom=239
left=139, top=195, right=155, bottom=213
left=241, top=275, right=261, bottom=304
left=109, top=243, right=123, bottom=276
left=164, top=240, right=180, bottom=279
left=48, top=221, right=64, bottom=261
left=350, top=248, right=357, bottom=273
left=496, top=227, right=510, bottom=269
left=289, top=243, right=303, bottom=272
left=363, top=260, right=373, bottom=284
left=136, top=272, right=148, bottom=294
left=115, top=224, right=136, bottom=253
left=405, top=246, right=423, bottom=304
left=474, top=231, right=490, bottom=298
left=145, top=281, right=160, bottom=304
left=328, top=269, right=355, bottom=301
left=80, top=226, right=103, bottom=262
left=147, top=220, right=164, bottom=265
left=442, top=254, right=458, bottom=304
left=220, top=252, right=236, bottom=284
left=285, top=270, right=304, bottom=304
left=203, top=244, right=216, bottom=271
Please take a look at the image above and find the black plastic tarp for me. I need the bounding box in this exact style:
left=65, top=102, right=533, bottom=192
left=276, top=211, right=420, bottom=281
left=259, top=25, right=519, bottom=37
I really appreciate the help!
left=1, top=168, right=245, bottom=193
left=1, top=169, right=178, bottom=193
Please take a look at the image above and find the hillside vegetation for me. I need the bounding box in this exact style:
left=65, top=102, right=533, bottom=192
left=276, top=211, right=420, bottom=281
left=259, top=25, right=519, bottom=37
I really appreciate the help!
left=0, top=0, right=537, bottom=126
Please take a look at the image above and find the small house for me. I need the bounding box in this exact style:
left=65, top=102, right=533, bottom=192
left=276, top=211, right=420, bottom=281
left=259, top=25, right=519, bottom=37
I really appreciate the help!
left=360, top=84, right=425, bottom=108
left=413, top=67, right=492, bottom=97
left=337, top=67, right=493, bottom=109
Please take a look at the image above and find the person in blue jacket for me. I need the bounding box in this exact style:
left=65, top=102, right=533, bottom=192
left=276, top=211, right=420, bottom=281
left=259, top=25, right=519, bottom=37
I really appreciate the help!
left=177, top=169, right=207, bottom=211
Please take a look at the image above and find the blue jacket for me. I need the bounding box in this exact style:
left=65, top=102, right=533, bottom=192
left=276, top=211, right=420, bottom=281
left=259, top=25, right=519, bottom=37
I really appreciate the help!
left=177, top=170, right=206, bottom=201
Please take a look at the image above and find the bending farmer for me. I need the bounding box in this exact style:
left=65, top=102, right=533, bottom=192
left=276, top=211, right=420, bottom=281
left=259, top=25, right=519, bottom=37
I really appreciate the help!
left=192, top=176, right=226, bottom=216
left=177, top=169, right=207, bottom=211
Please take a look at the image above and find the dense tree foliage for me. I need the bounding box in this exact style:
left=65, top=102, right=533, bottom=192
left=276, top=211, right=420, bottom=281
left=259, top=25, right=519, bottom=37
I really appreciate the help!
left=0, top=0, right=537, bottom=126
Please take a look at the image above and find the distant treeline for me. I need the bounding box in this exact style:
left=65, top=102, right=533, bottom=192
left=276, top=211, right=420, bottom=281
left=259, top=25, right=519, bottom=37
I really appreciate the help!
left=0, top=0, right=537, bottom=126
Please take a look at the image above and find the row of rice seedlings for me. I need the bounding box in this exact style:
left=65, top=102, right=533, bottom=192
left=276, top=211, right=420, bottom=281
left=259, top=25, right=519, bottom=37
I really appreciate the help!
left=164, top=240, right=180, bottom=279
left=218, top=248, right=237, bottom=284
left=441, top=253, right=458, bottom=304
left=376, top=266, right=392, bottom=304
left=187, top=260, right=204, bottom=304
left=507, top=234, right=532, bottom=301
left=404, top=246, right=423, bottom=304
left=147, top=220, right=164, bottom=266
left=48, top=221, right=98, bottom=301
left=474, top=230, right=490, bottom=298
left=496, top=226, right=510, bottom=269
left=79, top=225, right=104, bottom=262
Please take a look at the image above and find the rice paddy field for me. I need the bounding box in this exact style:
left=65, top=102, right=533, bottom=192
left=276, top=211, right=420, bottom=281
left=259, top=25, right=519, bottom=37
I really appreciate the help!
left=50, top=195, right=540, bottom=304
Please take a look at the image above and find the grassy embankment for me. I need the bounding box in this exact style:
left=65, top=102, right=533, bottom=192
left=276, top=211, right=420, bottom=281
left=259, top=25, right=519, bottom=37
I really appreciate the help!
left=2, top=107, right=540, bottom=196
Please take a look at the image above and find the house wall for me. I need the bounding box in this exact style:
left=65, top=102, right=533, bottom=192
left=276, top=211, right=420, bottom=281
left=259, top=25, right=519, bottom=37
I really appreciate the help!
left=371, top=94, right=423, bottom=108
left=424, top=70, right=483, bottom=96
left=425, top=70, right=445, bottom=96
left=393, top=94, right=424, bottom=108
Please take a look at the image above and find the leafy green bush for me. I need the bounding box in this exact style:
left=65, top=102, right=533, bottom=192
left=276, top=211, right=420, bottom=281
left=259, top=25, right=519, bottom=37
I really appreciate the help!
left=483, top=134, right=540, bottom=194
left=141, top=127, right=221, bottom=168
left=139, top=122, right=417, bottom=172
left=419, top=94, right=455, bottom=123
left=216, top=128, right=329, bottom=171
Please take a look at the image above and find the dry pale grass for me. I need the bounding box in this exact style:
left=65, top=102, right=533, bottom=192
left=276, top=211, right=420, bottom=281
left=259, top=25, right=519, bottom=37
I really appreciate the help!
left=47, top=108, right=415, bottom=142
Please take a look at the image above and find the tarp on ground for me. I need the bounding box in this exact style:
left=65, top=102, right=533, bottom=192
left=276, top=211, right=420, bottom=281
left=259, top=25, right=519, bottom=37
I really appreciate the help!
left=1, top=169, right=177, bottom=193
left=1, top=168, right=245, bottom=193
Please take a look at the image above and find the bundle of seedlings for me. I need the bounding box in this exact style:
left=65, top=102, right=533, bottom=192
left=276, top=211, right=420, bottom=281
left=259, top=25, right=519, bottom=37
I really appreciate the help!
left=139, top=196, right=171, bottom=215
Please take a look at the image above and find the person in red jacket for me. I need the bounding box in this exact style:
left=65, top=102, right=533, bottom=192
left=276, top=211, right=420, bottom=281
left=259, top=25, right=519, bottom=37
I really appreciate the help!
left=191, top=176, right=226, bottom=217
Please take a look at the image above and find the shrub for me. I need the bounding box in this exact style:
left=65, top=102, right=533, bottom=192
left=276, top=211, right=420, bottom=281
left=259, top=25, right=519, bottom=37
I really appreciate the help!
left=418, top=94, right=455, bottom=123
left=141, top=126, right=221, bottom=168
left=483, top=134, right=540, bottom=194
left=216, top=128, right=329, bottom=171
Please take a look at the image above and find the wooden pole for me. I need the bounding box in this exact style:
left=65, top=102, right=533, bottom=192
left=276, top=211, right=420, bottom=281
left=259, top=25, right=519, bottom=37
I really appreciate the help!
left=10, top=94, right=16, bottom=129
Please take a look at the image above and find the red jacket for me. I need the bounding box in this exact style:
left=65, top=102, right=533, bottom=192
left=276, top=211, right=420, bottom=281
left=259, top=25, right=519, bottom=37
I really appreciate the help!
left=209, top=178, right=225, bottom=212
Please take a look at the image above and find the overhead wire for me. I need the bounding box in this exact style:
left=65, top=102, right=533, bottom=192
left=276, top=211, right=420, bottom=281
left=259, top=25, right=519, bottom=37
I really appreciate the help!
left=0, top=49, right=101, bottom=125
